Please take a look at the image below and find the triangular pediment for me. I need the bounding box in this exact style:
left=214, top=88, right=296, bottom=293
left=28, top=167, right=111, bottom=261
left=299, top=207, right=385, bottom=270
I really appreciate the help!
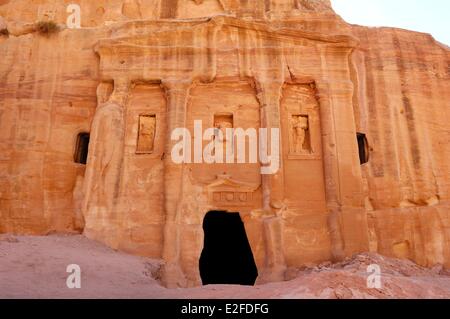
left=206, top=174, right=259, bottom=192
left=205, top=174, right=260, bottom=208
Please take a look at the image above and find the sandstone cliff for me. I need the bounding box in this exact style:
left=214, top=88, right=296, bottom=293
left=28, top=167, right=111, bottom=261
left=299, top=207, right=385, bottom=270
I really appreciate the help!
left=0, top=0, right=449, bottom=286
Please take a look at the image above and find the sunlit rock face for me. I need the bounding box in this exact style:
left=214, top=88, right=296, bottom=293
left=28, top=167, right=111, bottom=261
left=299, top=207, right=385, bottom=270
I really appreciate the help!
left=0, top=0, right=449, bottom=287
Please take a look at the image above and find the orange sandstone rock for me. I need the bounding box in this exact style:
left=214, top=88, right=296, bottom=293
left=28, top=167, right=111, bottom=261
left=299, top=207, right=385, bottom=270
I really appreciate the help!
left=0, top=0, right=448, bottom=288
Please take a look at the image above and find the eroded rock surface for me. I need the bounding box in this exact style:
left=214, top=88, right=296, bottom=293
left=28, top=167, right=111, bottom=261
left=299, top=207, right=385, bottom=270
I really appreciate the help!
left=1, top=235, right=450, bottom=298
left=0, top=0, right=449, bottom=288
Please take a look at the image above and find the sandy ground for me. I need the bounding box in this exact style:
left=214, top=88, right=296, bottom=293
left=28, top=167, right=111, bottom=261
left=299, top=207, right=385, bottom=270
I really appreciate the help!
left=1, top=234, right=450, bottom=299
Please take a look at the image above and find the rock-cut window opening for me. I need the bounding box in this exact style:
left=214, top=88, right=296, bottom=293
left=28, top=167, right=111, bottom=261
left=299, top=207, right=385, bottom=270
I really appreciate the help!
left=74, top=133, right=90, bottom=165
left=357, top=133, right=369, bottom=165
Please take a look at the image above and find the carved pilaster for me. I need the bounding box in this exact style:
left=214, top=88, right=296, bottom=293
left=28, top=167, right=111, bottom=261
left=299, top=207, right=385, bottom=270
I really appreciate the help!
left=160, top=79, right=192, bottom=288
left=82, top=78, right=130, bottom=248
left=109, top=77, right=131, bottom=106
left=256, top=216, right=287, bottom=283
left=315, top=80, right=345, bottom=261
left=254, top=80, right=287, bottom=282
left=255, top=80, right=285, bottom=210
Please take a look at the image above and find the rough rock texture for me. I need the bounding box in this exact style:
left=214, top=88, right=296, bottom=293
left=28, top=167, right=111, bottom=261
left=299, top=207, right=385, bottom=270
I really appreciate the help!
left=1, top=234, right=450, bottom=298
left=0, top=0, right=449, bottom=288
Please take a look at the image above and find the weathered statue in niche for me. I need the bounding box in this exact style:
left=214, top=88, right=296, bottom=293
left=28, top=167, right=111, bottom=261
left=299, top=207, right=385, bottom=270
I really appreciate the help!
left=136, top=115, right=156, bottom=153
left=214, top=114, right=233, bottom=142
left=291, top=115, right=310, bottom=154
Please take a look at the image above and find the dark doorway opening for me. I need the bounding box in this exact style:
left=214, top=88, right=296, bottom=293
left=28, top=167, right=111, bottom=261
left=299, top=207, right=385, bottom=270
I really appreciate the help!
left=357, top=133, right=370, bottom=165
left=74, top=133, right=90, bottom=165
left=199, top=211, right=258, bottom=286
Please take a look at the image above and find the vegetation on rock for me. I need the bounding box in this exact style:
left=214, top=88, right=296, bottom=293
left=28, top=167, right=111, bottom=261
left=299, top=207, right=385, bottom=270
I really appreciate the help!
left=35, top=21, right=59, bottom=35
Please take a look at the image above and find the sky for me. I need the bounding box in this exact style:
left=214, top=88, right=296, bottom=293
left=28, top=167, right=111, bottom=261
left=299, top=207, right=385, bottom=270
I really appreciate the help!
left=331, top=0, right=450, bottom=45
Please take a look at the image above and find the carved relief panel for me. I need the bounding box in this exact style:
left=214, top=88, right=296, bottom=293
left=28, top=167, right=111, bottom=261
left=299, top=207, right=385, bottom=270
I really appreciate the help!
left=187, top=81, right=261, bottom=185
left=125, top=84, right=166, bottom=158
left=281, top=83, right=326, bottom=207
left=206, top=174, right=260, bottom=209
left=136, top=114, right=156, bottom=154
left=283, top=84, right=321, bottom=160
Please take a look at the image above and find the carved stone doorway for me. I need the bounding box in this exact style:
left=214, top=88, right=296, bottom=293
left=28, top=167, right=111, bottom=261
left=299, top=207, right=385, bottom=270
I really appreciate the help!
left=199, top=211, right=258, bottom=286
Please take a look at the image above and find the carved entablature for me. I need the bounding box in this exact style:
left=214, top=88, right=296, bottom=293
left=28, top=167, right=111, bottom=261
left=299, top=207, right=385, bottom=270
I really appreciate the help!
left=93, top=16, right=358, bottom=84
left=206, top=174, right=260, bottom=208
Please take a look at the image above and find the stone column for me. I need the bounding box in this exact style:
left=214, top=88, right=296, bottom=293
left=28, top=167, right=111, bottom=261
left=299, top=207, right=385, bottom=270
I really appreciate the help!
left=257, top=216, right=287, bottom=283
left=315, top=80, right=345, bottom=261
left=316, top=47, right=369, bottom=259
left=255, top=80, right=287, bottom=282
left=160, top=79, right=192, bottom=288
left=82, top=78, right=130, bottom=249
left=255, top=80, right=285, bottom=210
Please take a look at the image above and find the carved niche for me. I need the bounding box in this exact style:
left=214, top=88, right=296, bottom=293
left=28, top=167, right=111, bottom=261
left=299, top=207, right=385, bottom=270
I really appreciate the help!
left=283, top=83, right=321, bottom=160
left=214, top=113, right=234, bottom=142
left=136, top=114, right=156, bottom=154
left=290, top=114, right=311, bottom=154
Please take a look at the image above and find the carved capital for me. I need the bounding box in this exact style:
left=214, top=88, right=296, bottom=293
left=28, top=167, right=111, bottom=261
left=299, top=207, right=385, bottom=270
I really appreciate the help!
left=161, top=80, right=193, bottom=120
left=96, top=82, right=114, bottom=105
left=161, top=79, right=192, bottom=94
left=109, top=77, right=131, bottom=106
left=255, top=81, right=284, bottom=109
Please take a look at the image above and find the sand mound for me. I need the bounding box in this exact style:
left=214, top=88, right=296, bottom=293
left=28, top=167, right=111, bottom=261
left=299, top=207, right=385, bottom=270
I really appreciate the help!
left=1, top=234, right=449, bottom=299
